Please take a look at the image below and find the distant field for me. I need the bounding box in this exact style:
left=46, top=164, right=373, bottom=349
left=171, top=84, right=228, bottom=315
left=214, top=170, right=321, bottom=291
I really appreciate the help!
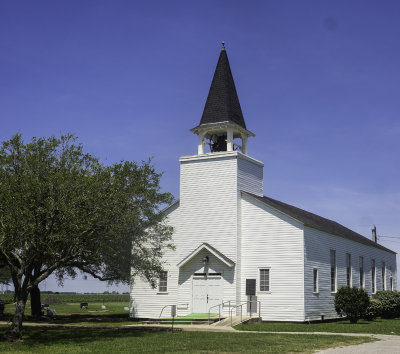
left=0, top=293, right=129, bottom=303
left=3, top=302, right=130, bottom=317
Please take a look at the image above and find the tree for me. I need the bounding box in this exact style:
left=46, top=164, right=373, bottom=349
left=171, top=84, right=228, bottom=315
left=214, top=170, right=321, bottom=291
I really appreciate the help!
left=0, top=134, right=173, bottom=338
left=334, top=286, right=370, bottom=323
left=30, top=284, right=43, bottom=317
left=0, top=264, right=11, bottom=286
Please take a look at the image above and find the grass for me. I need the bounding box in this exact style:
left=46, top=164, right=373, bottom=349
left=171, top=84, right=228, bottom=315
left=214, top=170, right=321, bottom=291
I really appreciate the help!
left=3, top=302, right=130, bottom=317
left=177, top=313, right=216, bottom=319
left=0, top=293, right=130, bottom=303
left=2, top=302, right=136, bottom=326
left=0, top=326, right=376, bottom=353
left=49, top=321, right=140, bottom=327
left=235, top=318, right=400, bottom=335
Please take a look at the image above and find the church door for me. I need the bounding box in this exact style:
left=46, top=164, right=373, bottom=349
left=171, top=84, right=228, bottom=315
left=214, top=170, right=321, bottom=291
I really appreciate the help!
left=192, top=274, right=222, bottom=313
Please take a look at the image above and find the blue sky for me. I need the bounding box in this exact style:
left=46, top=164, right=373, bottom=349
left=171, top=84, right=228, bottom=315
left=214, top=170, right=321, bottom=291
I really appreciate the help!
left=1, top=0, right=399, bottom=292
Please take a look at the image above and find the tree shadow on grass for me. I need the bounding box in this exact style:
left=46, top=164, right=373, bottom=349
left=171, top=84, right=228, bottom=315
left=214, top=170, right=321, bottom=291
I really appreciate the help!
left=47, top=314, right=134, bottom=324
left=16, top=313, right=134, bottom=325
left=336, top=321, right=372, bottom=325
left=17, top=327, right=156, bottom=347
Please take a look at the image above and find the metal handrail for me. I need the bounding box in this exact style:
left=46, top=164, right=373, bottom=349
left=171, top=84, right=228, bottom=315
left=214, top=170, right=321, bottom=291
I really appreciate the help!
left=159, top=304, right=173, bottom=319
left=207, top=303, right=221, bottom=325
left=159, top=303, right=189, bottom=318
left=208, top=300, right=237, bottom=325
left=222, top=300, right=236, bottom=308
left=229, top=300, right=261, bottom=326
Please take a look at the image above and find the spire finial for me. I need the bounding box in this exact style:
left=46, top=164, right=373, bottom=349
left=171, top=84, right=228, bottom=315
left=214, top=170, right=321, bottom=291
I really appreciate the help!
left=222, top=40, right=225, bottom=50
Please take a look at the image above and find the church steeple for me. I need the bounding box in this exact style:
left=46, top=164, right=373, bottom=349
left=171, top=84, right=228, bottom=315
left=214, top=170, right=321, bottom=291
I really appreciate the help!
left=191, top=43, right=254, bottom=155
left=199, top=42, right=246, bottom=129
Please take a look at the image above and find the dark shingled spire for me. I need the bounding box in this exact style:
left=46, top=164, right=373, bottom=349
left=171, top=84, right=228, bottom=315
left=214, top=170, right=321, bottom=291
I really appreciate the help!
left=199, top=45, right=246, bottom=129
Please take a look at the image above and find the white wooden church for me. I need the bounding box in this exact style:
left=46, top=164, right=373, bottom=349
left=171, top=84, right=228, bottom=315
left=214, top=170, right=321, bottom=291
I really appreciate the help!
left=130, top=45, right=397, bottom=322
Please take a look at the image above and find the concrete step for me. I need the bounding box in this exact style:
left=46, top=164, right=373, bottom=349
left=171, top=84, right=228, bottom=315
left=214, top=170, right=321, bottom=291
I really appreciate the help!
left=142, top=317, right=221, bottom=325
left=211, top=316, right=261, bottom=327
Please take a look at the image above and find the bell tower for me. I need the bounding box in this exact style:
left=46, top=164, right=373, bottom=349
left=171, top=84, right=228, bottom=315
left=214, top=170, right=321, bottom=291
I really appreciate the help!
left=191, top=42, right=255, bottom=155
left=179, top=43, right=263, bottom=286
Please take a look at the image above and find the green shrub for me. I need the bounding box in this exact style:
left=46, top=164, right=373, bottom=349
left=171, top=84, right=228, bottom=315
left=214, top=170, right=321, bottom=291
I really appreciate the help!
left=334, top=286, right=369, bottom=323
left=364, top=298, right=382, bottom=321
left=374, top=291, right=400, bottom=318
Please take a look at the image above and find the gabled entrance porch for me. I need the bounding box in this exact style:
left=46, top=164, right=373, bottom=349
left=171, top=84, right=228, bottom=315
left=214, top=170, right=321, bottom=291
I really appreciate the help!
left=177, top=243, right=235, bottom=314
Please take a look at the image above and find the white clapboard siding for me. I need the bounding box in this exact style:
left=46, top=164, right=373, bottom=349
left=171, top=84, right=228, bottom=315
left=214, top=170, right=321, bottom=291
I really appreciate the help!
left=236, top=153, right=264, bottom=306
left=179, top=152, right=239, bottom=261
left=304, top=226, right=397, bottom=321
left=241, top=193, right=305, bottom=322
left=237, top=154, right=264, bottom=197
left=131, top=151, right=264, bottom=318
left=130, top=202, right=181, bottom=318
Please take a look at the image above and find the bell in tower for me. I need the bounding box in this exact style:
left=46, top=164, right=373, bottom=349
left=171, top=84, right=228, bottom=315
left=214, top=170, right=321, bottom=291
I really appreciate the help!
left=210, top=134, right=227, bottom=152
left=191, top=42, right=254, bottom=155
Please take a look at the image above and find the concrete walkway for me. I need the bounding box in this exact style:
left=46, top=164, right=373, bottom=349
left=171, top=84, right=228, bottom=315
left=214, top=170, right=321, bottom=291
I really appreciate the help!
left=315, top=333, right=400, bottom=354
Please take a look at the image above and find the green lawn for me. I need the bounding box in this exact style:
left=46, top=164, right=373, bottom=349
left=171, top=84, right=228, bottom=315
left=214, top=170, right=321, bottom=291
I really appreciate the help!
left=2, top=302, right=136, bottom=326
left=0, top=326, right=376, bottom=353
left=4, top=302, right=130, bottom=317
left=235, top=318, right=400, bottom=335
left=0, top=293, right=129, bottom=303
left=48, top=321, right=140, bottom=326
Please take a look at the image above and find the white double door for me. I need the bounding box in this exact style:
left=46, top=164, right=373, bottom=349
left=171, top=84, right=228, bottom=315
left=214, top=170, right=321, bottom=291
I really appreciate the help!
left=192, top=275, right=222, bottom=313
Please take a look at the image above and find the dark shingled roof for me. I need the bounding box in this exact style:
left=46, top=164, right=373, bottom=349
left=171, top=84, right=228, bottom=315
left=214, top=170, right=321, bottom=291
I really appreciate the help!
left=245, top=192, right=396, bottom=254
left=199, top=47, right=246, bottom=129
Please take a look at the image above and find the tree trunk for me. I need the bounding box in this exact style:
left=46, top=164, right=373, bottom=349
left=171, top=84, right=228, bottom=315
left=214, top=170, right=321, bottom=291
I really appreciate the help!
left=30, top=284, right=42, bottom=317
left=6, top=290, right=28, bottom=340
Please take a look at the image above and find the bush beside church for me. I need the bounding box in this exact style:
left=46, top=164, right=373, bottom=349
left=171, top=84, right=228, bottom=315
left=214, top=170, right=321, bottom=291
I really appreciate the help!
left=334, top=286, right=400, bottom=323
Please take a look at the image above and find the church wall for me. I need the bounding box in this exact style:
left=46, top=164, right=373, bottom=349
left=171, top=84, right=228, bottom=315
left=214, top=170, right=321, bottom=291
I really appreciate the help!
left=129, top=202, right=181, bottom=318
left=236, top=153, right=264, bottom=307
left=178, top=153, right=239, bottom=309
left=131, top=153, right=241, bottom=318
left=304, top=226, right=397, bottom=321
left=240, top=193, right=305, bottom=322
left=179, top=153, right=239, bottom=261
left=237, top=153, right=264, bottom=197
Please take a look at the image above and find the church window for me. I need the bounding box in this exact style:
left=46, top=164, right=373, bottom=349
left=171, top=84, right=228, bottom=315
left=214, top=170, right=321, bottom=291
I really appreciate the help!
left=359, top=256, right=364, bottom=288
left=313, top=268, right=318, bottom=293
left=382, top=262, right=386, bottom=290
left=346, top=253, right=352, bottom=287
left=158, top=271, right=168, bottom=293
left=389, top=266, right=393, bottom=291
left=371, top=259, right=376, bottom=293
left=259, top=269, right=270, bottom=291
left=330, top=250, right=336, bottom=292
